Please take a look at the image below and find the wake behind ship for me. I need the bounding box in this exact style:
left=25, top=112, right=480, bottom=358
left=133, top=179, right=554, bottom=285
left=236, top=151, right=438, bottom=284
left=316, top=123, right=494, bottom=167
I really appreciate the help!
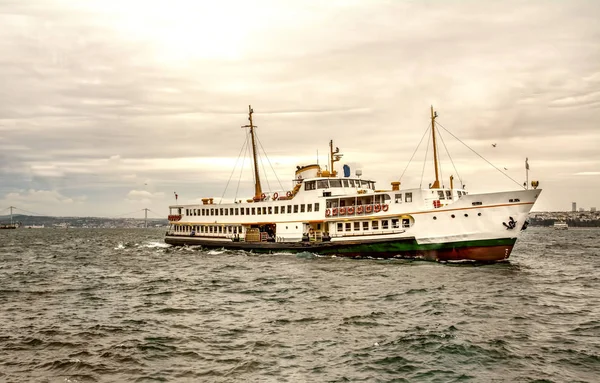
left=165, top=106, right=541, bottom=262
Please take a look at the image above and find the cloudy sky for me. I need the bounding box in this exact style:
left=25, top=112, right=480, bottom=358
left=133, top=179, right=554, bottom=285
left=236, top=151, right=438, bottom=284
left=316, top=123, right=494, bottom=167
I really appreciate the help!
left=0, top=0, right=598, bottom=218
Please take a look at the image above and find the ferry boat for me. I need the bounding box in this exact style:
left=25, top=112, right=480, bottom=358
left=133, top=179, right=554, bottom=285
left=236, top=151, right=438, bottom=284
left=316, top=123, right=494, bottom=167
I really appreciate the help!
left=553, top=221, right=568, bottom=230
left=164, top=106, right=542, bottom=262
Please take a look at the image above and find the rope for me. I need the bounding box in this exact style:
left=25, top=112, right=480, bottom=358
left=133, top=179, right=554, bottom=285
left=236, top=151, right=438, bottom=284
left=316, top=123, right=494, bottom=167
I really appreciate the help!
left=255, top=132, right=285, bottom=192
left=399, top=123, right=432, bottom=182
left=437, top=126, right=463, bottom=187
left=219, top=133, right=249, bottom=204
left=420, top=129, right=432, bottom=189
left=436, top=125, right=445, bottom=188
left=435, top=121, right=525, bottom=189
left=234, top=133, right=250, bottom=202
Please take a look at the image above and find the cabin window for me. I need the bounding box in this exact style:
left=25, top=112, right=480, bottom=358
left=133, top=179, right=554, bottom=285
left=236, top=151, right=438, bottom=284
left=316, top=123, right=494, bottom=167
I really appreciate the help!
left=252, top=207, right=256, bottom=215
left=402, top=219, right=410, bottom=228
left=266, top=207, right=271, bottom=214
left=317, top=180, right=329, bottom=189
left=372, top=221, right=379, bottom=230
left=343, top=179, right=349, bottom=187
left=405, top=193, right=413, bottom=203
left=392, top=219, right=400, bottom=228
left=301, top=204, right=305, bottom=213
left=218, top=208, right=222, bottom=215
left=445, top=190, right=452, bottom=200
left=382, top=220, right=389, bottom=230
left=354, top=222, right=360, bottom=231
left=438, top=191, right=445, bottom=200
left=218, top=226, right=222, bottom=233
left=294, top=205, right=299, bottom=213
left=240, top=208, right=245, bottom=216
left=361, top=180, right=369, bottom=188
left=315, top=203, right=320, bottom=212
left=210, top=208, right=214, bottom=216
left=287, top=205, right=292, bottom=214
left=305, top=181, right=316, bottom=191
left=274, top=206, right=279, bottom=214
left=235, top=208, right=239, bottom=215
left=281, top=206, right=285, bottom=214
left=330, top=179, right=342, bottom=187
left=246, top=208, right=250, bottom=215
left=383, top=194, right=391, bottom=203
left=337, top=223, right=343, bottom=231
left=395, top=194, right=402, bottom=203
left=344, top=223, right=351, bottom=231
left=230, top=208, right=234, bottom=215
left=233, top=227, right=237, bottom=234
left=307, top=204, right=313, bottom=212
left=317, top=224, right=321, bottom=230
left=349, top=179, right=356, bottom=187
left=224, top=209, right=229, bottom=216
left=362, top=221, right=369, bottom=230
left=185, top=209, right=189, bottom=215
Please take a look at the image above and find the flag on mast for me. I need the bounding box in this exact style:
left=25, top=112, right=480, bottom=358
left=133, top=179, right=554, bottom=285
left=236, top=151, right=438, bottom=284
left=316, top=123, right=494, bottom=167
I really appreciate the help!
left=174, top=192, right=178, bottom=201
left=525, top=158, right=529, bottom=170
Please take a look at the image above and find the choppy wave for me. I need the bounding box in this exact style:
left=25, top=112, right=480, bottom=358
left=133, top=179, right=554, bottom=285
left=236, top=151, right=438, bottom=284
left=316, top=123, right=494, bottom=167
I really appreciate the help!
left=1, top=227, right=599, bottom=382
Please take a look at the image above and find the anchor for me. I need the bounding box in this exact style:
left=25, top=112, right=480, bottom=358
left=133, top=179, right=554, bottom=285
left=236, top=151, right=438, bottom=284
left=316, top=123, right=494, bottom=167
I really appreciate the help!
left=503, top=216, right=517, bottom=230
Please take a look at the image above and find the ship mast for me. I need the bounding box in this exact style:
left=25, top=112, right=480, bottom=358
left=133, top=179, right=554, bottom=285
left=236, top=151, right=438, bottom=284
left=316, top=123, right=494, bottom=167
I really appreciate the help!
left=430, top=105, right=441, bottom=189
left=242, top=105, right=262, bottom=198
left=329, top=140, right=343, bottom=177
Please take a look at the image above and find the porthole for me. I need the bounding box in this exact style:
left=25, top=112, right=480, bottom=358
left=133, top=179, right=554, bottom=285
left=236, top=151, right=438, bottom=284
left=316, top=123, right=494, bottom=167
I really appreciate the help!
left=477, top=212, right=481, bottom=216
left=464, top=214, right=469, bottom=217
left=433, top=216, right=437, bottom=220
left=451, top=214, right=455, bottom=218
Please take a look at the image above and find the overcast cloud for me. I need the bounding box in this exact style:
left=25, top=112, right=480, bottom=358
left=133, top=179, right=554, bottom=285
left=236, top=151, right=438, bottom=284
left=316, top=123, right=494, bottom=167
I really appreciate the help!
left=0, top=0, right=599, bottom=218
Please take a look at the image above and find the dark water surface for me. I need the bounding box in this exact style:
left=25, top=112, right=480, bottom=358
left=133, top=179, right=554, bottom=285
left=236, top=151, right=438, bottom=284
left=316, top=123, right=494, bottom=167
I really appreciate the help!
left=1, top=227, right=599, bottom=382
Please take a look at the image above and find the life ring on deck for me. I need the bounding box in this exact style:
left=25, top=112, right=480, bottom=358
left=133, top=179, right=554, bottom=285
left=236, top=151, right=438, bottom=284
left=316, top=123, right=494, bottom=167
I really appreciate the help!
left=357, top=206, right=364, bottom=214
left=286, top=191, right=293, bottom=198
left=261, top=193, right=266, bottom=200
left=382, top=204, right=389, bottom=212
left=332, top=208, right=338, bottom=215
left=365, top=205, right=373, bottom=213
left=347, top=206, right=355, bottom=215
left=325, top=209, right=331, bottom=217
left=273, top=192, right=279, bottom=200
left=374, top=204, right=381, bottom=213
left=339, top=207, right=346, bottom=215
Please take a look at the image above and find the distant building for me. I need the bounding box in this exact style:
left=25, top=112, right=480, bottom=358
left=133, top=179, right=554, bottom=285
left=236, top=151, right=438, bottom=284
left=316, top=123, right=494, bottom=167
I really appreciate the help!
left=572, top=202, right=577, bottom=212
left=591, top=207, right=597, bottom=212
left=579, top=208, right=584, bottom=212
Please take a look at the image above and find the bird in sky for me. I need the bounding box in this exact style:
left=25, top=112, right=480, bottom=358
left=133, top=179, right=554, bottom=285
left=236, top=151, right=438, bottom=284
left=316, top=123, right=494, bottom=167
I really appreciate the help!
left=492, top=143, right=497, bottom=147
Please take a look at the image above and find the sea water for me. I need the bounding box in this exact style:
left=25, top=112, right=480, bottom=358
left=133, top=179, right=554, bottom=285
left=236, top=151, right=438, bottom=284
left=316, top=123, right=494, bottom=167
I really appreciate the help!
left=0, top=227, right=599, bottom=382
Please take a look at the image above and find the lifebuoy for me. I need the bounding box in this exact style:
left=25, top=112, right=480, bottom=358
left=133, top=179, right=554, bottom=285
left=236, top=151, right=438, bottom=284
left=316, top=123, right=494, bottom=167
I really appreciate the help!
left=357, top=206, right=364, bottom=214
left=339, top=207, right=346, bottom=215
left=325, top=209, right=331, bottom=217
left=273, top=192, right=279, bottom=200
left=332, top=208, right=338, bottom=215
left=347, top=206, right=355, bottom=214
left=261, top=193, right=266, bottom=200
left=366, top=205, right=373, bottom=213
left=382, top=204, right=389, bottom=212
left=286, top=191, right=292, bottom=198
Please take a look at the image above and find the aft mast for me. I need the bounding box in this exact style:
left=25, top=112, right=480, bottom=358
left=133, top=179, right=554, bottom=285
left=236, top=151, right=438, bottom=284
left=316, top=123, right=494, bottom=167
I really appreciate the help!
left=430, top=106, right=441, bottom=189
left=242, top=105, right=263, bottom=199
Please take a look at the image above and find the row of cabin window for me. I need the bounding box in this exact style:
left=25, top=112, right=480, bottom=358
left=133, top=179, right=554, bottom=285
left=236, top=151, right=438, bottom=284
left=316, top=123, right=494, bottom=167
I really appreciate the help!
left=337, top=218, right=411, bottom=232
left=186, top=203, right=320, bottom=217
left=304, top=179, right=376, bottom=191
left=174, top=225, right=243, bottom=234
left=393, top=192, right=413, bottom=203
left=326, top=194, right=394, bottom=208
